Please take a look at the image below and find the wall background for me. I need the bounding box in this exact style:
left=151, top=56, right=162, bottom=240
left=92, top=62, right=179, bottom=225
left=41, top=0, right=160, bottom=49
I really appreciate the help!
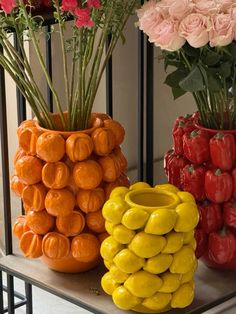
left=0, top=16, right=196, bottom=249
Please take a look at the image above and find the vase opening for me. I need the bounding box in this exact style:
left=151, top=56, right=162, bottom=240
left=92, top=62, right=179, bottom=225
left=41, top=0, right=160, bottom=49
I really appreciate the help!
left=125, top=188, right=179, bottom=211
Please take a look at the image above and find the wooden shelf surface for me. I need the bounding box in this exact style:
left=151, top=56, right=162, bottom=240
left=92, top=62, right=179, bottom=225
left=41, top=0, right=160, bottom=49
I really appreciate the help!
left=0, top=254, right=236, bottom=314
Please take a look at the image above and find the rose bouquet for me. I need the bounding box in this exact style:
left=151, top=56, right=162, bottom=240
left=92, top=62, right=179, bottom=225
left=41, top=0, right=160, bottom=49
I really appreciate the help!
left=0, top=0, right=137, bottom=131
left=137, top=0, right=236, bottom=130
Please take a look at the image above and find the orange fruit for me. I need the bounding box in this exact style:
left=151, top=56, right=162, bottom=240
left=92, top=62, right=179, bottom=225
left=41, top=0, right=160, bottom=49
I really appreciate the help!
left=91, top=127, right=116, bottom=156
left=73, top=160, right=102, bottom=190
left=12, top=215, right=30, bottom=239
left=103, top=119, right=125, bottom=146
left=66, top=133, right=94, bottom=162
left=10, top=175, right=26, bottom=197
left=42, top=232, right=70, bottom=259
left=86, top=210, right=106, bottom=233
left=76, top=188, right=105, bottom=213
left=42, top=162, right=70, bottom=189
left=22, top=183, right=47, bottom=212
left=26, top=210, right=55, bottom=235
left=15, top=155, right=43, bottom=185
left=36, top=132, right=65, bottom=162
left=71, top=233, right=100, bottom=263
left=20, top=231, right=43, bottom=258
left=56, top=211, right=85, bottom=237
left=45, top=188, right=75, bottom=217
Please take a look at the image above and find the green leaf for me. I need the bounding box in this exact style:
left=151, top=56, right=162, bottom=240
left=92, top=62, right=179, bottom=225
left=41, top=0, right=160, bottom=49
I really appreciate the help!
left=164, top=68, right=189, bottom=88
left=219, top=62, right=232, bottom=78
left=172, top=87, right=186, bottom=100
left=202, top=50, right=220, bottom=66
left=207, top=75, right=222, bottom=92
left=182, top=43, right=200, bottom=57
left=179, top=66, right=204, bottom=92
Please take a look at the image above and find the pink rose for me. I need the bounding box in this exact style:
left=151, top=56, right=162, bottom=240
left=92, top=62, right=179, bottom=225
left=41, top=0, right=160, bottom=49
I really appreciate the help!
left=216, top=0, right=233, bottom=13
left=231, top=7, right=236, bottom=39
left=138, top=3, right=164, bottom=37
left=137, top=0, right=157, bottom=19
left=156, top=0, right=175, bottom=18
left=149, top=18, right=186, bottom=51
left=0, top=0, right=16, bottom=13
left=169, top=0, right=193, bottom=21
left=61, top=0, right=78, bottom=12
left=193, top=0, right=218, bottom=16
left=209, top=13, right=234, bottom=47
left=179, top=13, right=211, bottom=48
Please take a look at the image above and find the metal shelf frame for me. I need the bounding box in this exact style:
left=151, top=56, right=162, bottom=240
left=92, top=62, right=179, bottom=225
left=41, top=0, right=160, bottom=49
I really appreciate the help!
left=0, top=6, right=236, bottom=314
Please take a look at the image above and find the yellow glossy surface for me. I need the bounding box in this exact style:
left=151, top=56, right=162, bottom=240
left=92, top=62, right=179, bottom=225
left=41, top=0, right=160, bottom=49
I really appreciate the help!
left=101, top=182, right=199, bottom=313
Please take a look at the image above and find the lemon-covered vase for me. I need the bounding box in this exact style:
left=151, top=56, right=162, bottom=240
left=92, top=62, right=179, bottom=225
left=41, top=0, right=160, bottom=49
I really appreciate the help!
left=101, top=183, right=199, bottom=313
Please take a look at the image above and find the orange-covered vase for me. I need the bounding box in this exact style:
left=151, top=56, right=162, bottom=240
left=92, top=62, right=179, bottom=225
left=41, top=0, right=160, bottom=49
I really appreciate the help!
left=12, top=113, right=129, bottom=273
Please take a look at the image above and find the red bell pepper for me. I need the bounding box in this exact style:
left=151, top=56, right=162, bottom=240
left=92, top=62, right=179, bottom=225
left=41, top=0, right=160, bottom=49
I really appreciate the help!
left=232, top=168, right=236, bottom=199
left=208, top=228, right=236, bottom=264
left=183, top=130, right=210, bottom=164
left=198, top=201, right=222, bottom=233
left=167, top=154, right=188, bottom=189
left=223, top=201, right=236, bottom=229
left=205, top=169, right=233, bottom=203
left=173, top=121, right=195, bottom=155
left=172, top=115, right=191, bottom=132
left=209, top=133, right=235, bottom=171
left=181, top=164, right=206, bottom=201
left=164, top=149, right=174, bottom=176
left=194, top=228, right=208, bottom=259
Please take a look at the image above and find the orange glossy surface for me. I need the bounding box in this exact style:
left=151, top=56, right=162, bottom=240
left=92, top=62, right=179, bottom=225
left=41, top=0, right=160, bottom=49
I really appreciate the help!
left=98, top=155, right=121, bottom=182
left=56, top=210, right=85, bottom=237
left=18, top=127, right=42, bottom=156
left=36, top=132, right=65, bottom=162
left=13, top=216, right=30, bottom=239
left=45, top=188, right=75, bottom=217
left=22, top=183, right=47, bottom=212
left=10, top=175, right=26, bottom=197
left=76, top=188, right=105, bottom=213
left=104, top=119, right=125, bottom=146
left=114, top=147, right=128, bottom=172
left=42, top=162, right=70, bottom=189
left=42, top=232, right=70, bottom=259
left=13, top=148, right=26, bottom=166
left=71, top=233, right=100, bottom=263
left=41, top=253, right=100, bottom=273
left=66, top=133, right=94, bottom=162
left=92, top=127, right=116, bottom=156
left=26, top=210, right=55, bottom=235
left=86, top=210, right=106, bottom=233
left=15, top=155, right=43, bottom=185
left=98, top=232, right=109, bottom=243
left=20, top=231, right=43, bottom=258
left=73, top=160, right=103, bottom=190
left=17, top=120, right=37, bottom=137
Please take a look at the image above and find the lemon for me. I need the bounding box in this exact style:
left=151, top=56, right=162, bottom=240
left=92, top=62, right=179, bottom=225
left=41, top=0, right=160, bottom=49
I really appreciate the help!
left=104, top=259, right=113, bottom=270
left=100, top=236, right=124, bottom=261
left=113, top=249, right=145, bottom=273
left=162, top=231, right=184, bottom=254
left=170, top=245, right=196, bottom=274
left=177, top=191, right=195, bottom=203
left=105, top=221, right=116, bottom=235
left=129, top=231, right=166, bottom=258
left=110, top=187, right=129, bottom=199
left=102, top=197, right=129, bottom=224
left=189, top=237, right=197, bottom=250
left=171, top=283, right=194, bottom=308
left=183, top=230, right=194, bottom=244
left=181, top=269, right=195, bottom=284
left=112, top=286, right=141, bottom=310
left=129, top=182, right=151, bottom=190
left=113, top=224, right=135, bottom=244
left=143, top=254, right=173, bottom=274
left=142, top=292, right=172, bottom=311
left=158, top=272, right=181, bottom=293
left=121, top=207, right=149, bottom=230
left=124, top=270, right=163, bottom=298
left=174, top=203, right=199, bottom=232
left=110, top=265, right=129, bottom=283
left=145, top=208, right=178, bottom=235
left=101, top=272, right=119, bottom=295
left=155, top=184, right=180, bottom=194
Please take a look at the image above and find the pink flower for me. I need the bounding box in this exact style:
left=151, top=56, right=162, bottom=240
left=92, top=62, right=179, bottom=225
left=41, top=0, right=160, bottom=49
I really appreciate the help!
left=87, top=0, right=101, bottom=9
left=0, top=0, right=16, bottom=14
left=169, top=0, right=193, bottom=21
left=231, top=7, right=236, bottom=39
left=149, top=18, right=186, bottom=51
left=75, top=8, right=94, bottom=28
left=209, top=13, right=234, bottom=46
left=137, top=2, right=164, bottom=37
left=216, top=0, right=234, bottom=13
left=193, top=0, right=218, bottom=16
left=179, top=13, right=211, bottom=48
left=61, top=0, right=78, bottom=13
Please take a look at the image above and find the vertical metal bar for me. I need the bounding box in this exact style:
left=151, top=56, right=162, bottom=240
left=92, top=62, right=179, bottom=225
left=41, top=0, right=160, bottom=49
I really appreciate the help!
left=0, top=48, right=12, bottom=256
left=137, top=29, right=144, bottom=181
left=45, top=25, right=53, bottom=112
left=145, top=41, right=154, bottom=185
left=14, top=34, right=26, bottom=125
left=6, top=275, right=15, bottom=314
left=25, top=283, right=33, bottom=314
left=0, top=272, right=4, bottom=313
left=106, top=35, right=113, bottom=117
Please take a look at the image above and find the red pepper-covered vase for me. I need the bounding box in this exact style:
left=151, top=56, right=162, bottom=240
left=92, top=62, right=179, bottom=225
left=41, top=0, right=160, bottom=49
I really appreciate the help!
left=11, top=112, right=129, bottom=273
left=165, top=113, right=236, bottom=270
